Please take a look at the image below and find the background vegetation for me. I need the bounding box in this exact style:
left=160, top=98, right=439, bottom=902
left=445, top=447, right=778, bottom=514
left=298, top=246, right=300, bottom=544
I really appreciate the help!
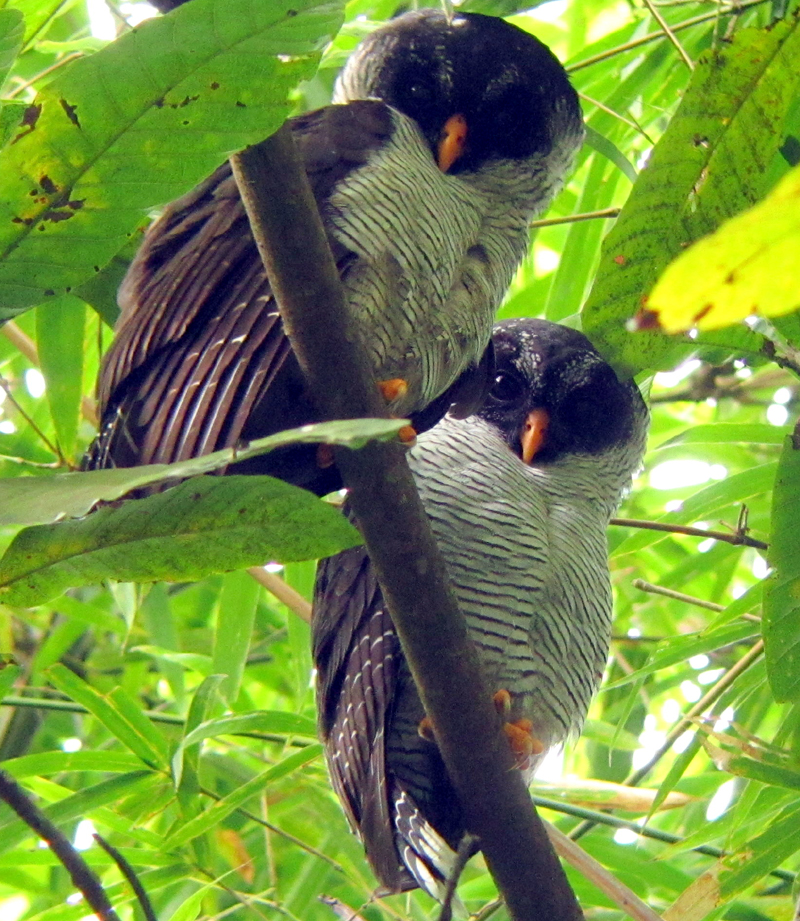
left=0, top=0, right=798, bottom=919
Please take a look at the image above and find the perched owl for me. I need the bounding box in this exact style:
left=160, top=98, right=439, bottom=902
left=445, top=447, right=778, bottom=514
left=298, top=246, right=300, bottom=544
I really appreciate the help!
left=313, top=319, right=648, bottom=896
left=86, top=12, right=583, bottom=493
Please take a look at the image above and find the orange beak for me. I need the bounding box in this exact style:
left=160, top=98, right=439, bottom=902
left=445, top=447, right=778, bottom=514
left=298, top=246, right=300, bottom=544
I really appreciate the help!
left=520, top=409, right=549, bottom=465
left=437, top=113, right=468, bottom=172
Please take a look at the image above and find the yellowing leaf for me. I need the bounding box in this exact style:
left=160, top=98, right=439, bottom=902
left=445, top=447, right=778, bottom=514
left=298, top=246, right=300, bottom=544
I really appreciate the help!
left=649, top=164, right=800, bottom=333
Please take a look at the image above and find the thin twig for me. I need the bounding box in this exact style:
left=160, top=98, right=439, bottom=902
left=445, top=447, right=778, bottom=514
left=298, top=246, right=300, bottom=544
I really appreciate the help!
left=93, top=834, right=157, bottom=921
left=0, top=770, right=121, bottom=921
left=633, top=578, right=762, bottom=621
left=0, top=374, right=63, bottom=462
left=611, top=517, right=768, bottom=550
left=579, top=93, right=654, bottom=141
left=545, top=822, right=662, bottom=921
left=640, top=0, right=695, bottom=69
left=6, top=52, right=84, bottom=99
left=566, top=0, right=769, bottom=72
left=247, top=568, right=312, bottom=623
left=531, top=794, right=794, bottom=883
left=1, top=320, right=98, bottom=425
left=530, top=207, right=621, bottom=228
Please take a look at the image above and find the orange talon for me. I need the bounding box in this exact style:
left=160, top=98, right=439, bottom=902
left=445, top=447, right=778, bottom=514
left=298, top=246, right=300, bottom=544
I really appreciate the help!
left=503, top=719, right=545, bottom=770
left=378, top=378, right=409, bottom=403
left=493, top=689, right=512, bottom=716
left=398, top=424, right=417, bottom=446
left=418, top=716, right=436, bottom=741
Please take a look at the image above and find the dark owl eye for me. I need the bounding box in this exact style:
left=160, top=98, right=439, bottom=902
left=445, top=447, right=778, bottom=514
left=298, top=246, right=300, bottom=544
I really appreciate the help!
left=489, top=371, right=525, bottom=404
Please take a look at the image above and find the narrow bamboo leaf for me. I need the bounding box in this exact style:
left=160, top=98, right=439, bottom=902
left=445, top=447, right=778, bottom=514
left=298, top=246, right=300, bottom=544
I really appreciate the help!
left=47, top=663, right=167, bottom=766
left=163, top=744, right=323, bottom=848
left=655, top=423, right=788, bottom=448
left=0, top=772, right=155, bottom=855
left=107, top=686, right=170, bottom=762
left=1, top=750, right=146, bottom=778
left=764, top=434, right=800, bottom=701
left=172, top=675, right=226, bottom=790
left=0, top=9, right=23, bottom=88
left=0, top=0, right=343, bottom=317
left=719, top=800, right=800, bottom=897
left=582, top=19, right=800, bottom=374
left=213, top=570, right=260, bottom=703
left=0, top=475, right=360, bottom=607
left=648, top=734, right=702, bottom=821
left=166, top=882, right=216, bottom=921
left=139, top=584, right=185, bottom=704
left=179, top=711, right=317, bottom=750
left=706, top=745, right=800, bottom=791
left=602, top=622, right=759, bottom=690
left=580, top=719, right=640, bottom=751
left=584, top=124, right=637, bottom=183
left=0, top=417, right=404, bottom=527
left=35, top=295, right=85, bottom=462
left=649, top=164, right=800, bottom=333
left=55, top=595, right=126, bottom=635
left=132, top=646, right=213, bottom=677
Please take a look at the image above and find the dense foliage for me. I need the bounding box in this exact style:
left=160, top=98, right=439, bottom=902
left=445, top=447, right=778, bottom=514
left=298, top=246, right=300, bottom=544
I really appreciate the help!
left=0, top=1, right=798, bottom=919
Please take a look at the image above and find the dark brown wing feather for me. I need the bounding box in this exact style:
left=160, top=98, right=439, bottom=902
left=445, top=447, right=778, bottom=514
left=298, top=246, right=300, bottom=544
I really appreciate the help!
left=314, top=545, right=416, bottom=892
left=87, top=102, right=395, bottom=485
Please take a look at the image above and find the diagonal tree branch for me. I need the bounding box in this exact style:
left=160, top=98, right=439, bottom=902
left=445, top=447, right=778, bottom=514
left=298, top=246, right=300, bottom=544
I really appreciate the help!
left=230, top=124, right=583, bottom=921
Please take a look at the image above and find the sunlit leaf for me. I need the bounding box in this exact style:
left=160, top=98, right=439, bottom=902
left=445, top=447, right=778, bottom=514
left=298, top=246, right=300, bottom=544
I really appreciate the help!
left=583, top=18, right=800, bottom=373
left=649, top=165, right=800, bottom=333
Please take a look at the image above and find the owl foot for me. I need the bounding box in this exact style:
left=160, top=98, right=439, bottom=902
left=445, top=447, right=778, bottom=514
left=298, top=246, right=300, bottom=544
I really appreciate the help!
left=493, top=689, right=545, bottom=770
left=418, top=716, right=436, bottom=741
left=378, top=378, right=408, bottom=403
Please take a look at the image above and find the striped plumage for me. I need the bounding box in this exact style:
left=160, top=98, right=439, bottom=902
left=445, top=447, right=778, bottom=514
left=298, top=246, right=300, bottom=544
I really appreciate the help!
left=313, top=318, right=649, bottom=896
left=85, top=11, right=583, bottom=493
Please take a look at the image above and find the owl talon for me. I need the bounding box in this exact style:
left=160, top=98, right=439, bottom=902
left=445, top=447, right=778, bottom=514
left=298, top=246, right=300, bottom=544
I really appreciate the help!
left=503, top=720, right=544, bottom=770
left=378, top=378, right=409, bottom=403
left=418, top=716, right=436, bottom=741
left=398, top=424, right=417, bottom=446
left=493, top=689, right=512, bottom=716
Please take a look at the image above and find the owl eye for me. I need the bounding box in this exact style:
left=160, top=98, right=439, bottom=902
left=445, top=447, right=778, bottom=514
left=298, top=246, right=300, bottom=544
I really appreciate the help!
left=489, top=371, right=525, bottom=404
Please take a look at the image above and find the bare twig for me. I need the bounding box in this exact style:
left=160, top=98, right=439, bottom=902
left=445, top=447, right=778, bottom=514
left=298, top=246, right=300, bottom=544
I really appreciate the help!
left=546, top=822, right=663, bottom=921
left=567, top=0, right=769, bottom=72
left=1, top=320, right=98, bottom=425
left=230, top=126, right=582, bottom=921
left=0, top=770, right=121, bottom=921
left=530, top=207, right=620, bottom=228
left=93, top=834, right=157, bottom=921
left=640, top=0, right=695, bottom=69
left=247, top=568, right=312, bottom=623
left=6, top=53, right=84, bottom=99
left=611, top=517, right=768, bottom=550
left=633, top=579, right=762, bottom=621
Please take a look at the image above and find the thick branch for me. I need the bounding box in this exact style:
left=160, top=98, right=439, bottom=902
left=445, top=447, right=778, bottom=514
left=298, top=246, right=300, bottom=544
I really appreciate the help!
left=230, top=125, right=582, bottom=921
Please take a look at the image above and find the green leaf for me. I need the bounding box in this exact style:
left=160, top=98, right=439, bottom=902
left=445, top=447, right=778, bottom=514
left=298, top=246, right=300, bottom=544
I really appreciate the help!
left=171, top=675, right=226, bottom=790
left=0, top=475, right=359, bottom=606
left=763, top=434, right=800, bottom=702
left=213, top=570, right=260, bottom=703
left=0, top=417, right=405, bottom=527
left=648, top=164, right=800, bottom=333
left=163, top=744, right=323, bottom=849
left=1, top=750, right=147, bottom=778
left=0, top=772, right=156, bottom=855
left=35, top=295, right=85, bottom=461
left=47, top=663, right=169, bottom=766
left=179, top=711, right=318, bottom=749
left=0, top=9, right=24, bottom=89
left=0, top=0, right=344, bottom=317
left=582, top=18, right=800, bottom=374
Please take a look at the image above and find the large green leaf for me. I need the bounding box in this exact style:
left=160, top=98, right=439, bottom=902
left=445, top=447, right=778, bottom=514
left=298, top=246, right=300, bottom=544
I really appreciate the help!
left=0, top=0, right=343, bottom=318
left=0, top=474, right=360, bottom=606
left=0, top=9, right=23, bottom=89
left=0, top=417, right=404, bottom=527
left=763, top=434, right=800, bottom=702
left=582, top=18, right=800, bottom=374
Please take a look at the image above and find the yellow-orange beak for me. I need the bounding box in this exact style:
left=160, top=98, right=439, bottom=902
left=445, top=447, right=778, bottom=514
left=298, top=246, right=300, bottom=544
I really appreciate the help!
left=437, top=113, right=468, bottom=172
left=521, top=408, right=549, bottom=465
